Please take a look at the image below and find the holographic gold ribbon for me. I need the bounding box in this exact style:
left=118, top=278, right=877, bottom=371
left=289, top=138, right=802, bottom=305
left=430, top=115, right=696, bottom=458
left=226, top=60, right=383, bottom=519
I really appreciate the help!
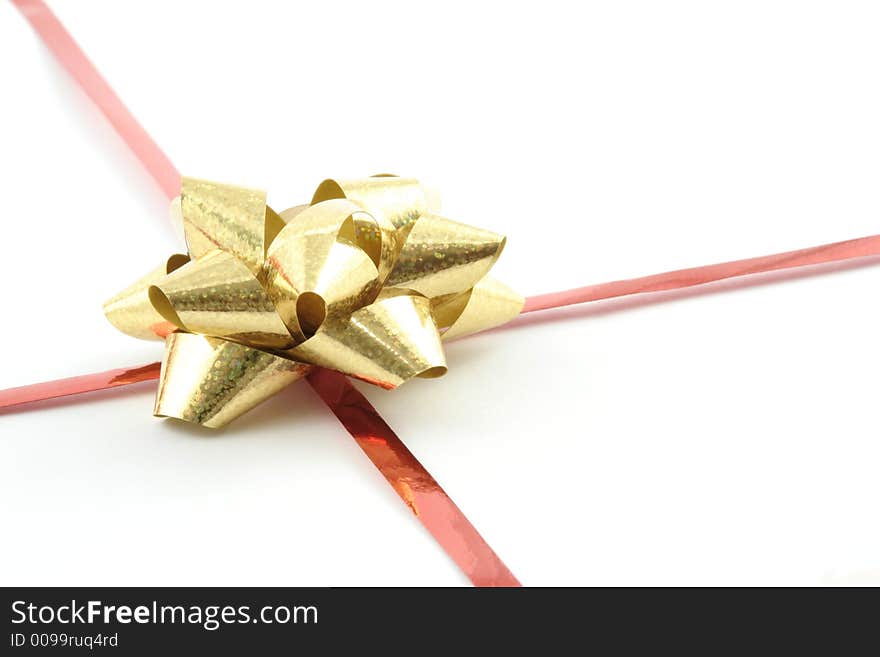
left=104, top=176, right=523, bottom=428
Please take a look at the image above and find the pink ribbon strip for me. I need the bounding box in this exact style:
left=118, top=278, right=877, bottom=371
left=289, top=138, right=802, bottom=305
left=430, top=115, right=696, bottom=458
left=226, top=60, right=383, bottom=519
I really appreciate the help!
left=308, top=369, right=521, bottom=586
left=522, top=236, right=880, bottom=313
left=11, top=0, right=520, bottom=587
left=0, top=363, right=161, bottom=408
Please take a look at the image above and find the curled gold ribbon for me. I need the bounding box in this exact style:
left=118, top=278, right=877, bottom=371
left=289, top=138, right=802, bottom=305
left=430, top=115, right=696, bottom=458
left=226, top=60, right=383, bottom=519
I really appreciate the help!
left=105, top=175, right=523, bottom=427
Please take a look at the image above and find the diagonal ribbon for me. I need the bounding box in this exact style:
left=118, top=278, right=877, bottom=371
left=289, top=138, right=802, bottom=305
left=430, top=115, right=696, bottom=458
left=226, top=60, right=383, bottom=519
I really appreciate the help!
left=10, top=0, right=519, bottom=587
left=520, top=236, right=880, bottom=314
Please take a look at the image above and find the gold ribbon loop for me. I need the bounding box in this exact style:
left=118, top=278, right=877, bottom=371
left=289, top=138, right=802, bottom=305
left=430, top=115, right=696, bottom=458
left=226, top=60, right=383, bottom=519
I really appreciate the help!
left=436, top=276, right=525, bottom=340
left=385, top=214, right=506, bottom=298
left=312, top=175, right=428, bottom=233
left=106, top=175, right=521, bottom=427
left=103, top=253, right=190, bottom=340
left=263, top=199, right=385, bottom=339
left=155, top=333, right=311, bottom=428
left=181, top=177, right=284, bottom=276
left=287, top=290, right=446, bottom=389
left=150, top=250, right=294, bottom=350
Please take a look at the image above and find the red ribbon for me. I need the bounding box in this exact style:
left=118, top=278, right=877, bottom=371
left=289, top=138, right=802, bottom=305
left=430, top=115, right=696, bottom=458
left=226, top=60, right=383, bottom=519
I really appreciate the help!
left=521, top=236, right=880, bottom=314
left=0, top=363, right=161, bottom=408
left=308, top=369, right=520, bottom=586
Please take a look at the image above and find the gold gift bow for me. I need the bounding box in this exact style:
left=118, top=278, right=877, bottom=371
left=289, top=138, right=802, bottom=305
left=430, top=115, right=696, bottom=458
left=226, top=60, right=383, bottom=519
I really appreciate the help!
left=104, top=175, right=524, bottom=428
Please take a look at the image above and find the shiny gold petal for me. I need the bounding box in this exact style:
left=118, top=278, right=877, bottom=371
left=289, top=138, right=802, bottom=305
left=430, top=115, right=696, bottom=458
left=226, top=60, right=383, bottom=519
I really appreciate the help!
left=309, top=180, right=399, bottom=283
left=384, top=214, right=506, bottom=299
left=154, top=333, right=310, bottom=428
left=180, top=177, right=284, bottom=276
left=150, top=250, right=294, bottom=350
left=103, top=254, right=190, bottom=340
left=286, top=290, right=446, bottom=389
left=312, top=175, right=428, bottom=235
left=437, top=276, right=525, bottom=340
left=263, top=199, right=383, bottom=337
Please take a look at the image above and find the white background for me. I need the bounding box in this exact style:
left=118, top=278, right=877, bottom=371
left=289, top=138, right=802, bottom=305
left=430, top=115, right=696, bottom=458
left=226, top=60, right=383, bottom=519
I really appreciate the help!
left=2, top=0, right=880, bottom=585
